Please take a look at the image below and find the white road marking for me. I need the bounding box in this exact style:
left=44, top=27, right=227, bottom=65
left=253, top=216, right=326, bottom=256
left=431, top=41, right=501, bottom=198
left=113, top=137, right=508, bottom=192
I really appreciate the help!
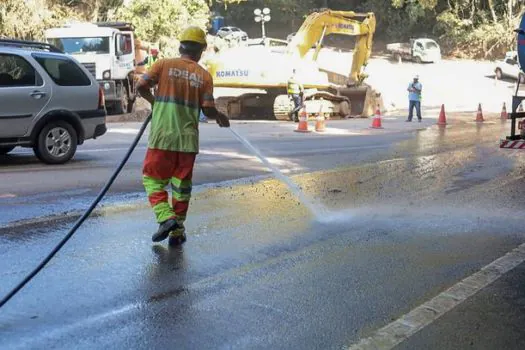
left=106, top=128, right=141, bottom=134
left=319, top=128, right=362, bottom=135
left=346, top=242, right=525, bottom=350
left=0, top=193, right=16, bottom=198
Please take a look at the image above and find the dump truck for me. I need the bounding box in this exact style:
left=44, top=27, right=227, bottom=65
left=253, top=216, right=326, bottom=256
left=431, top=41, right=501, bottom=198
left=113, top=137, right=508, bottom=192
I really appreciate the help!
left=204, top=10, right=383, bottom=120
left=44, top=22, right=149, bottom=114
left=501, top=13, right=525, bottom=149
left=386, top=38, right=441, bottom=63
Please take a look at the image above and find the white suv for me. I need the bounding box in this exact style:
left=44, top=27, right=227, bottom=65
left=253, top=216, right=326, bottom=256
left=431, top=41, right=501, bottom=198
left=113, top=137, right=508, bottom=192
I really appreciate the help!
left=494, top=51, right=525, bottom=83
left=0, top=39, right=106, bottom=164
left=217, top=27, right=248, bottom=41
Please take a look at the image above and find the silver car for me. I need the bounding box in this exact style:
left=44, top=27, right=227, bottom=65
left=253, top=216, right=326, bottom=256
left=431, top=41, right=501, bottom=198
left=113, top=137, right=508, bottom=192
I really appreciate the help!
left=0, top=39, right=106, bottom=164
left=217, top=27, right=248, bottom=41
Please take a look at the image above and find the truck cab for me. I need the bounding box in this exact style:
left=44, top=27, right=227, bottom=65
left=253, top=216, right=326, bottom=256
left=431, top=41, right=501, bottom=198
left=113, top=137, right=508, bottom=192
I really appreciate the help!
left=44, top=22, right=136, bottom=114
left=409, top=38, right=441, bottom=63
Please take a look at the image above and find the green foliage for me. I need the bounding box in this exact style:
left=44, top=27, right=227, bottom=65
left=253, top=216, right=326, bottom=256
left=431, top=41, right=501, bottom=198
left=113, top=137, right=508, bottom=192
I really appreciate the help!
left=0, top=0, right=523, bottom=59
left=0, top=0, right=75, bottom=40
left=113, top=0, right=210, bottom=43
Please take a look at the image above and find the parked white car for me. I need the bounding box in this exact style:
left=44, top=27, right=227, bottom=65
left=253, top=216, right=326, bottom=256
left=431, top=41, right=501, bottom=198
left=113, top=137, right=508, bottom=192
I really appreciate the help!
left=494, top=51, right=525, bottom=82
left=216, top=27, right=248, bottom=41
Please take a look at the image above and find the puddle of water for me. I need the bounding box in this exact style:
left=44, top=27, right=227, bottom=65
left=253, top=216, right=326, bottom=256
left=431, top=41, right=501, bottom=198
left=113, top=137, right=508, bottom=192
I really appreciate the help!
left=229, top=128, right=326, bottom=220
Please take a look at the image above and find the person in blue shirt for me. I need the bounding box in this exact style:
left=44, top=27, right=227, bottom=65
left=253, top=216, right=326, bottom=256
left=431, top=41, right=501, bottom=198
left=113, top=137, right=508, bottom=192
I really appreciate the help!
left=406, top=75, right=422, bottom=122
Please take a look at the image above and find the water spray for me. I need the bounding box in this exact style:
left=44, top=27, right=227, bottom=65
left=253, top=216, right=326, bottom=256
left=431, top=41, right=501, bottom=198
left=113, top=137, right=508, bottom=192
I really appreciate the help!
left=229, top=128, right=325, bottom=219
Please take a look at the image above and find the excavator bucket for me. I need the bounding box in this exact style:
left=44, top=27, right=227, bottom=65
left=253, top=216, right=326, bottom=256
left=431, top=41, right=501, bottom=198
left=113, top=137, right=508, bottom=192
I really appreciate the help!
left=320, top=68, right=383, bottom=117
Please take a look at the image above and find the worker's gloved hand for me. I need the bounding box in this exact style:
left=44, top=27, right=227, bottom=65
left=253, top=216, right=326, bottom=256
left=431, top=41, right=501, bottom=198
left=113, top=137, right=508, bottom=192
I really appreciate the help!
left=216, top=113, right=230, bottom=128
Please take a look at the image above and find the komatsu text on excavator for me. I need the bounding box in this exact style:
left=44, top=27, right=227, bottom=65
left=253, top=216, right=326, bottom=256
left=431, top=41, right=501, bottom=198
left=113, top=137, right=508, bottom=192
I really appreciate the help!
left=205, top=10, right=383, bottom=120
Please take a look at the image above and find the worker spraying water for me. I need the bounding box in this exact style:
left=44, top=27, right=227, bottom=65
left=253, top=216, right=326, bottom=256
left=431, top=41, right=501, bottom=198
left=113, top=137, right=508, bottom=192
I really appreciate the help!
left=136, top=26, right=230, bottom=246
left=137, top=26, right=328, bottom=245
left=0, top=25, right=327, bottom=309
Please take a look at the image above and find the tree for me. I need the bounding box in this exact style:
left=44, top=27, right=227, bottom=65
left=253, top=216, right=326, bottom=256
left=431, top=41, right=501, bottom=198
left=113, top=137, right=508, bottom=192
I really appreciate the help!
left=114, top=0, right=210, bottom=42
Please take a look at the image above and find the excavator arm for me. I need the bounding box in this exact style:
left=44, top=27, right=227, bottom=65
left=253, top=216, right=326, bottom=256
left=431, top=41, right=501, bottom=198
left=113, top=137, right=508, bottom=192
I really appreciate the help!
left=287, top=10, right=376, bottom=86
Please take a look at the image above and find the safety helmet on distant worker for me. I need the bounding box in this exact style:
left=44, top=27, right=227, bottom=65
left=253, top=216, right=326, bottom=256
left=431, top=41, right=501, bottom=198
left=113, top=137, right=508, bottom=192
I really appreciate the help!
left=179, top=26, right=207, bottom=46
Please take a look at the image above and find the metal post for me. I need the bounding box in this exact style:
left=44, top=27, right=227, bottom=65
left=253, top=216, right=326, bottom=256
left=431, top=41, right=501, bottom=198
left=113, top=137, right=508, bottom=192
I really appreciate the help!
left=254, top=8, right=271, bottom=43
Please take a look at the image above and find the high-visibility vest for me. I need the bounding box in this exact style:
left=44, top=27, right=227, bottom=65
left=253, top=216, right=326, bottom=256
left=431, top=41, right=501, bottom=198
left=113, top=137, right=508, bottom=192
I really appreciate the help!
left=287, top=78, right=302, bottom=95
left=146, top=56, right=158, bottom=70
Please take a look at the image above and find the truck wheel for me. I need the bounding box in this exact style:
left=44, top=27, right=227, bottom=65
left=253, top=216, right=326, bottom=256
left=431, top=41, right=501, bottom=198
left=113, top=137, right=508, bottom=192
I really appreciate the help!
left=495, top=68, right=503, bottom=80
left=113, top=88, right=129, bottom=115
left=33, top=121, right=77, bottom=164
left=414, top=56, right=422, bottom=64
left=126, top=97, right=135, bottom=113
left=0, top=146, right=15, bottom=155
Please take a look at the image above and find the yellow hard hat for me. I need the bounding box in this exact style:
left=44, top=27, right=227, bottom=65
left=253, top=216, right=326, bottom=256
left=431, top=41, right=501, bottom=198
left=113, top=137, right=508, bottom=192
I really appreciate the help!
left=180, top=26, right=207, bottom=45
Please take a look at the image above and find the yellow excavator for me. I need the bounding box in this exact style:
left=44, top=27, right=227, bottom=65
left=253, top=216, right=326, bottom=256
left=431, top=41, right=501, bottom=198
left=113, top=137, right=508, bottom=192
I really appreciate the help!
left=204, top=10, right=382, bottom=120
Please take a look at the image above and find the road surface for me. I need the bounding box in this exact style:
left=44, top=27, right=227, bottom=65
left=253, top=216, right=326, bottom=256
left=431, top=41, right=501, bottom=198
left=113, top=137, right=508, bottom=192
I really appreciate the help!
left=1, top=113, right=525, bottom=349
left=0, top=117, right=418, bottom=225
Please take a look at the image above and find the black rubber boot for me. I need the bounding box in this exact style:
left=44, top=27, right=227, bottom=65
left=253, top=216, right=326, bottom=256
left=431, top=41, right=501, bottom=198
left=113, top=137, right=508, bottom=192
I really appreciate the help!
left=168, top=225, right=187, bottom=247
left=152, top=218, right=179, bottom=242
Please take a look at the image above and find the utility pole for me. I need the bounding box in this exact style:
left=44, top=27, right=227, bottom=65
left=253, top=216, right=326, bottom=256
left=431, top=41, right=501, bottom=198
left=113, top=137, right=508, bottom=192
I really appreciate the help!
left=254, top=8, right=271, bottom=41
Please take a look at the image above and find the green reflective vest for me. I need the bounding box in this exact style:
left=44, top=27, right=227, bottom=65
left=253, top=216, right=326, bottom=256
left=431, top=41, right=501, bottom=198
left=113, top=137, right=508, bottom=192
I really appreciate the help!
left=287, top=78, right=303, bottom=95
left=146, top=56, right=158, bottom=70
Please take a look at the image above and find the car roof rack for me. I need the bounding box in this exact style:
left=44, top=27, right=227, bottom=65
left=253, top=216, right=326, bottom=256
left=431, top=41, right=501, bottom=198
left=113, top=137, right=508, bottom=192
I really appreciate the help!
left=0, top=39, right=63, bottom=53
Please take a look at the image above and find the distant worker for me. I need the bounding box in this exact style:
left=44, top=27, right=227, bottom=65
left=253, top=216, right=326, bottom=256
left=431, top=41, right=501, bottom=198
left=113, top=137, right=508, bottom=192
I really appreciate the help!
left=139, top=48, right=160, bottom=71
left=287, top=69, right=304, bottom=122
left=137, top=26, right=230, bottom=246
left=406, top=75, right=422, bottom=122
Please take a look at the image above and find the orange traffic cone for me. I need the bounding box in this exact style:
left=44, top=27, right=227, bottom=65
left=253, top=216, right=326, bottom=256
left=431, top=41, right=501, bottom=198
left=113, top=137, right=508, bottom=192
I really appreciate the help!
left=294, top=106, right=311, bottom=133
left=500, top=102, right=508, bottom=120
left=437, top=104, right=447, bottom=125
left=315, top=114, right=326, bottom=132
left=475, top=103, right=484, bottom=122
left=370, top=105, right=383, bottom=129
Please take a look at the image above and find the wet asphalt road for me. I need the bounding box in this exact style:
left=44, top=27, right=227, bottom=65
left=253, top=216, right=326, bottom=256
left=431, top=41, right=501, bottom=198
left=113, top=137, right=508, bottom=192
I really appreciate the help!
left=1, top=114, right=525, bottom=349
left=0, top=118, right=415, bottom=225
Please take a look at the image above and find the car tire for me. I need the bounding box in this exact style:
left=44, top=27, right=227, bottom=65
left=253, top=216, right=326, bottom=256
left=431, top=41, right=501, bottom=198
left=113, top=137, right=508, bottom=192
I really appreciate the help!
left=495, top=68, right=503, bottom=80
left=33, top=121, right=77, bottom=164
left=0, top=146, right=15, bottom=155
left=414, top=56, right=422, bottom=64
